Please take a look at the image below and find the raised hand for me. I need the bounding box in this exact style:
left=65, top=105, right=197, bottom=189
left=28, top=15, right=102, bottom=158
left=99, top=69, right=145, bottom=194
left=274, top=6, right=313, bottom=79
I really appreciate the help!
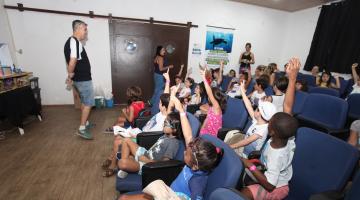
left=163, top=68, right=170, bottom=81
left=240, top=80, right=246, bottom=94
left=286, top=57, right=300, bottom=81
left=199, top=65, right=207, bottom=79
left=352, top=63, right=358, bottom=69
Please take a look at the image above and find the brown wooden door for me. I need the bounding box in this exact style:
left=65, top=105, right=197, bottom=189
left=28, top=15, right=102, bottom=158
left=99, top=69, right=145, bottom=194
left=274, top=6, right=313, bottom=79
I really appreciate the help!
left=110, top=21, right=190, bottom=104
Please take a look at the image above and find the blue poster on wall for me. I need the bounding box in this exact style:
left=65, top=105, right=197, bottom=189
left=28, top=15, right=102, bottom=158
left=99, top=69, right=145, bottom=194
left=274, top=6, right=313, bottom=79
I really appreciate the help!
left=205, top=31, right=233, bottom=53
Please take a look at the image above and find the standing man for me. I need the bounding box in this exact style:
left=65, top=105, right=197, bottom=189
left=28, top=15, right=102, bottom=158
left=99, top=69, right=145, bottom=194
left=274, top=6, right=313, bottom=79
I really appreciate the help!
left=64, top=20, right=94, bottom=140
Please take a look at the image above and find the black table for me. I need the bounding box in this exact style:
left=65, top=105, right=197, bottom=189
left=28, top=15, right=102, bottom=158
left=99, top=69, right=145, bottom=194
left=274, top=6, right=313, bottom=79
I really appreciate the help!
left=0, top=86, right=41, bottom=135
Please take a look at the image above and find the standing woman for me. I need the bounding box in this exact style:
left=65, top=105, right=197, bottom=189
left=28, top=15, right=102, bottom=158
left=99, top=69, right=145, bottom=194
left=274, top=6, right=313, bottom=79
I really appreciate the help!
left=150, top=46, right=174, bottom=105
left=239, top=43, right=255, bottom=74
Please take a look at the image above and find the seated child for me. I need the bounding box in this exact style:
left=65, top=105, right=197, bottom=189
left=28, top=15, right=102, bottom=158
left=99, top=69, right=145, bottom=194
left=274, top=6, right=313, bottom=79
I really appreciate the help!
left=295, top=79, right=308, bottom=92
left=229, top=81, right=276, bottom=157
left=116, top=111, right=181, bottom=178
left=263, top=77, right=288, bottom=112
left=178, top=77, right=193, bottom=99
left=316, top=71, right=340, bottom=89
left=350, top=63, right=360, bottom=95
left=240, top=112, right=298, bottom=200
left=249, top=77, right=268, bottom=106
left=210, top=60, right=224, bottom=88
left=119, top=94, right=223, bottom=200
left=199, top=66, right=227, bottom=137
left=102, top=93, right=170, bottom=177
left=105, top=86, right=145, bottom=132
left=311, top=65, right=319, bottom=77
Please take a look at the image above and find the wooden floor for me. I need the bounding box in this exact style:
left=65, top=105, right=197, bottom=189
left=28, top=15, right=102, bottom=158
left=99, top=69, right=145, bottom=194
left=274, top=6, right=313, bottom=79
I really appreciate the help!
left=0, top=106, right=121, bottom=200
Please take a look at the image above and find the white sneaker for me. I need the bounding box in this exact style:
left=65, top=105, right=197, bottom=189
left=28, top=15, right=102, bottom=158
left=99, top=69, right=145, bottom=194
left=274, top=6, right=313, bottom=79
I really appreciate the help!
left=117, top=170, right=128, bottom=179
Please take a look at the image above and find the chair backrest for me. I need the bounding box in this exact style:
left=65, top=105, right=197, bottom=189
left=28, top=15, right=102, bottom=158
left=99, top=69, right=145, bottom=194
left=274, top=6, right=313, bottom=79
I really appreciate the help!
left=209, top=188, right=246, bottom=200
left=308, top=87, right=340, bottom=97
left=299, top=74, right=317, bottom=87
left=222, top=97, right=248, bottom=130
left=221, top=76, right=233, bottom=92
left=345, top=171, right=360, bottom=200
left=347, top=94, right=360, bottom=119
left=299, top=93, right=348, bottom=129
left=287, top=127, right=359, bottom=200
left=293, top=91, right=308, bottom=115
left=201, top=135, right=243, bottom=199
left=344, top=79, right=355, bottom=97
left=339, top=78, right=349, bottom=97
left=174, top=112, right=200, bottom=160
left=264, top=86, right=274, bottom=96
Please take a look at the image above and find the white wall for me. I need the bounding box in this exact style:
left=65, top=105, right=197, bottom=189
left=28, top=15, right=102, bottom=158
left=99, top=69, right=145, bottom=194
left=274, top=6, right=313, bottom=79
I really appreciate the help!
left=280, top=7, right=320, bottom=71
left=3, top=0, right=320, bottom=105
left=0, top=0, right=17, bottom=65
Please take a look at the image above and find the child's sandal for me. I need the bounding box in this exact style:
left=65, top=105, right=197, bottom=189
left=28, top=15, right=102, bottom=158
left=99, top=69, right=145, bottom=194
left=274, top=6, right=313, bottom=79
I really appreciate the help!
left=103, top=168, right=116, bottom=177
left=103, top=127, right=114, bottom=134
left=101, top=159, right=112, bottom=170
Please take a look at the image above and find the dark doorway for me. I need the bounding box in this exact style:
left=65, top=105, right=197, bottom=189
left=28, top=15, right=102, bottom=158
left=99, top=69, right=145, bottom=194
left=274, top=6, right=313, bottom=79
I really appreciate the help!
left=109, top=21, right=190, bottom=104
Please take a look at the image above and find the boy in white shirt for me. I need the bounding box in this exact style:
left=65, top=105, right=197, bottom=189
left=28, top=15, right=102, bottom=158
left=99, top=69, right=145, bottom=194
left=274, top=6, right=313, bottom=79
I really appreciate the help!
left=241, top=112, right=298, bottom=200
left=229, top=81, right=276, bottom=157
left=263, top=77, right=288, bottom=113
left=249, top=77, right=268, bottom=106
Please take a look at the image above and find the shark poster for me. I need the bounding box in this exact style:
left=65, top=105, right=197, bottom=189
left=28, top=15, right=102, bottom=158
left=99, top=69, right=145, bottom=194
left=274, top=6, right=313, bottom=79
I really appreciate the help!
left=205, top=31, right=233, bottom=53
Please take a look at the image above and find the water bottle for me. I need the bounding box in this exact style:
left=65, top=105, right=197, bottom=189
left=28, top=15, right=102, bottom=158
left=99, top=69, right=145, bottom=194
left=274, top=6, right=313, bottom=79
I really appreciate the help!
left=65, top=78, right=72, bottom=91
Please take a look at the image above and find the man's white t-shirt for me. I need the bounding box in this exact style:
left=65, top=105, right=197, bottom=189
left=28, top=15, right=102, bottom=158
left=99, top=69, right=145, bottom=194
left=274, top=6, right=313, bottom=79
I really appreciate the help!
left=70, top=37, right=83, bottom=60
left=260, top=138, right=296, bottom=188
left=142, top=113, right=167, bottom=132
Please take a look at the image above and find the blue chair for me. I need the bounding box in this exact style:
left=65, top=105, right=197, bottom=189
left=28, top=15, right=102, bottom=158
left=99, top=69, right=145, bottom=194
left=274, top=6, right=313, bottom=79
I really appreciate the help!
left=308, top=87, right=340, bottom=97
left=217, top=97, right=249, bottom=140
left=309, top=171, right=360, bottom=200
left=221, top=75, right=233, bottom=92
left=344, top=79, right=355, bottom=98
left=293, top=91, right=308, bottom=115
left=264, top=86, right=274, bottom=96
left=116, top=112, right=200, bottom=192
left=287, top=128, right=359, bottom=200
left=124, top=134, right=244, bottom=199
left=296, top=93, right=348, bottom=138
left=209, top=128, right=359, bottom=200
left=347, top=94, right=360, bottom=120
left=299, top=74, right=317, bottom=87
left=246, top=81, right=255, bottom=96
left=209, top=188, right=246, bottom=200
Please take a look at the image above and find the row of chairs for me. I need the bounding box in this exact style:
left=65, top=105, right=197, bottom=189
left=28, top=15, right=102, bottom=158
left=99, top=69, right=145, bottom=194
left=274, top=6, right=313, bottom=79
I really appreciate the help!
left=118, top=116, right=360, bottom=200
left=209, top=128, right=360, bottom=200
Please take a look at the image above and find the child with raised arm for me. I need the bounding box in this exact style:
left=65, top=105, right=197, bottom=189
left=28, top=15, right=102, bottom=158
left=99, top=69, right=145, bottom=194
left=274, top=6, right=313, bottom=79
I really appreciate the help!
left=229, top=81, right=276, bottom=157
left=350, top=63, right=360, bottom=95
left=199, top=66, right=227, bottom=137
left=119, top=93, right=223, bottom=200
left=240, top=58, right=301, bottom=200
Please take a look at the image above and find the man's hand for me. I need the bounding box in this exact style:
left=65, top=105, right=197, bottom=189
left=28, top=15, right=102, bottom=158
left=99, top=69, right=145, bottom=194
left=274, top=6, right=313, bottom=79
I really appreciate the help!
left=163, top=68, right=170, bottom=81
left=286, top=58, right=300, bottom=81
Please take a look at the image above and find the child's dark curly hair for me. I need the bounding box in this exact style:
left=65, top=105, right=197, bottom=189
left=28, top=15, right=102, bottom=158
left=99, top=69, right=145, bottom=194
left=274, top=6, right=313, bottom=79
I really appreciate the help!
left=209, top=87, right=227, bottom=112
left=188, top=137, right=223, bottom=172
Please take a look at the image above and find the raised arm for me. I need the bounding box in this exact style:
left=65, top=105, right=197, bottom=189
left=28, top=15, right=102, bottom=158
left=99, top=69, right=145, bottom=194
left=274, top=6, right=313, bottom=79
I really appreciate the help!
left=240, top=80, right=255, bottom=118
left=217, top=61, right=224, bottom=85
left=163, top=68, right=170, bottom=94
left=284, top=58, right=300, bottom=115
left=200, top=67, right=221, bottom=111
left=332, top=74, right=340, bottom=89
left=176, top=64, right=184, bottom=77
left=171, top=95, right=193, bottom=146
left=352, top=63, right=359, bottom=82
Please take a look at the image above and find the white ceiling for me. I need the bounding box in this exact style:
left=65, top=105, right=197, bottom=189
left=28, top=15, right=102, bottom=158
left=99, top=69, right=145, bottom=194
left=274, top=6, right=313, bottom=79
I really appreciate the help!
left=228, top=0, right=336, bottom=12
